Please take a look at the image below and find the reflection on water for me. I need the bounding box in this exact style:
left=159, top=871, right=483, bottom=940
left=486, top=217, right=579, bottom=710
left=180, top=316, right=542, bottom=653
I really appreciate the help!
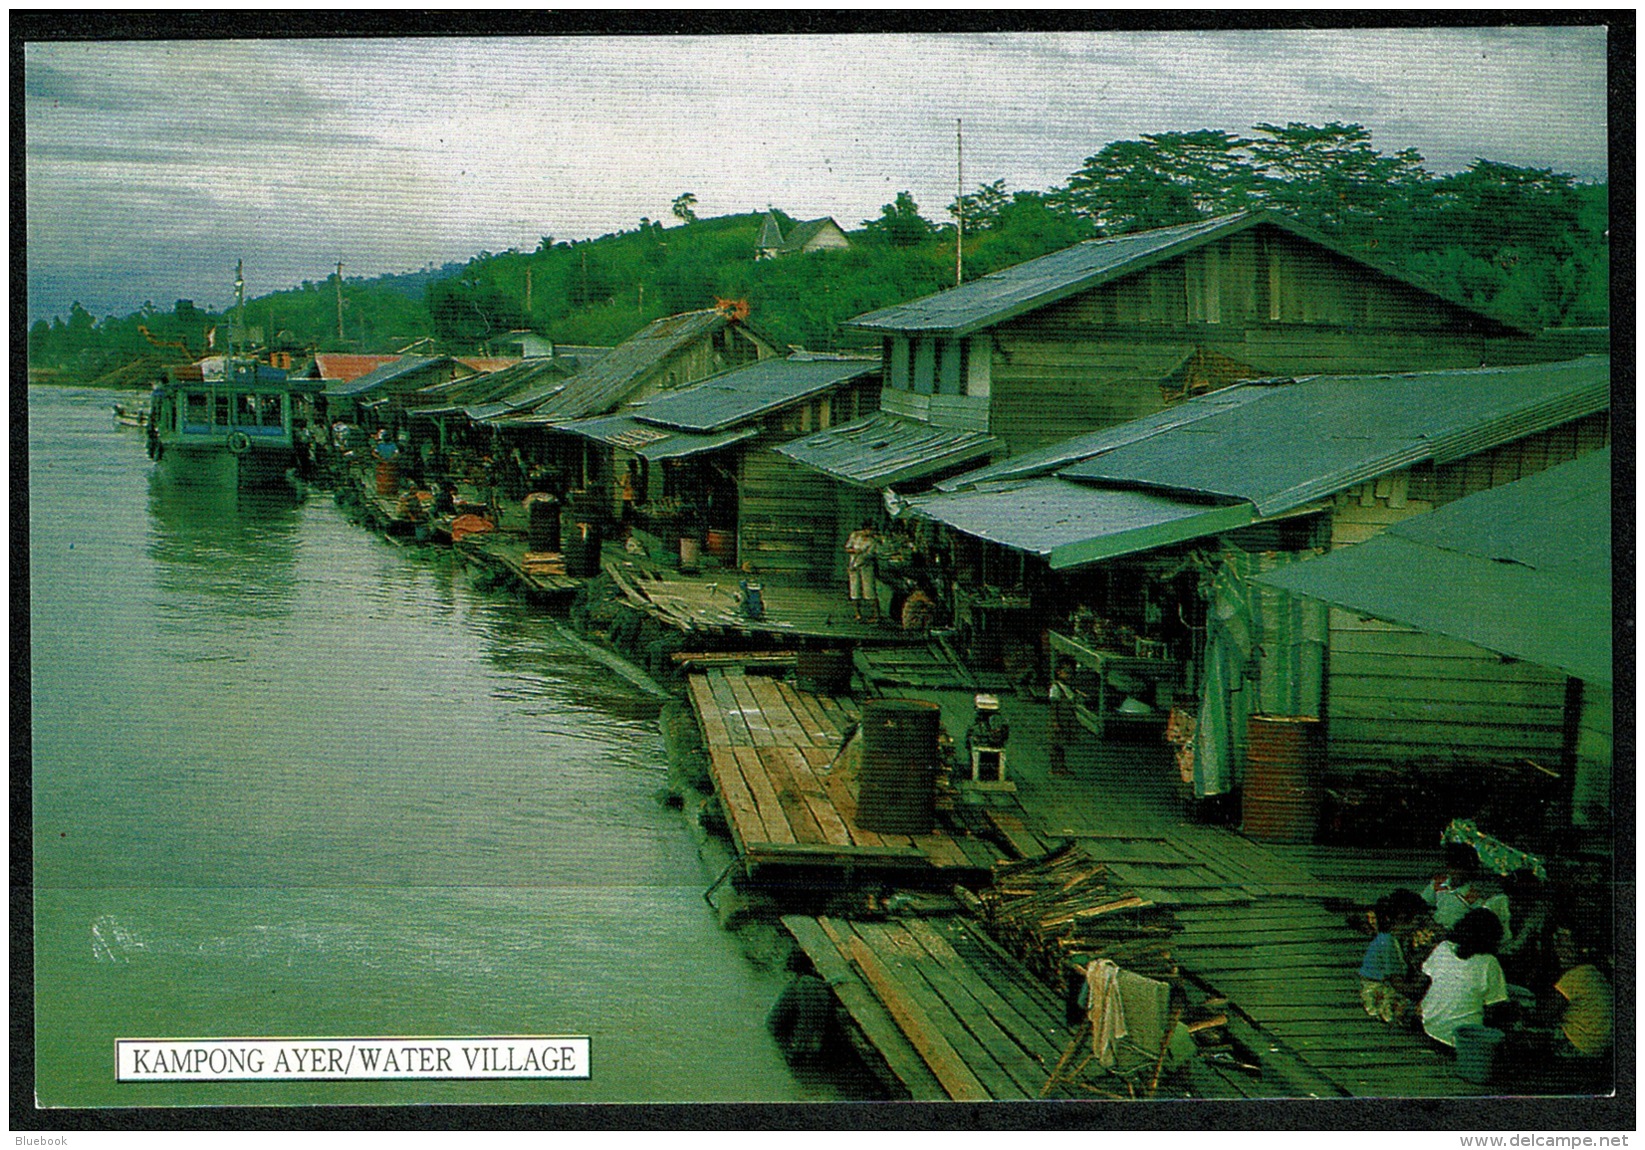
left=30, top=386, right=833, bottom=1106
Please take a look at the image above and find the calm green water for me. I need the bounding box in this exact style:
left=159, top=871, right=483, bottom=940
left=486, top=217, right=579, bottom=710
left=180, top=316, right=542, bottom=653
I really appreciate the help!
left=29, top=386, right=835, bottom=1107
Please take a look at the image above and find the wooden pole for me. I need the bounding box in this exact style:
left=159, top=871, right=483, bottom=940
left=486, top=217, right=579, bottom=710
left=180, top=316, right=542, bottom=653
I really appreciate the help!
left=955, top=118, right=964, bottom=287
left=335, top=259, right=345, bottom=341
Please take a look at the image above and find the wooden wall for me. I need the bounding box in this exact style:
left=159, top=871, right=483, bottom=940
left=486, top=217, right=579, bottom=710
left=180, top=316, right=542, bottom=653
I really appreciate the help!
left=737, top=449, right=842, bottom=580
left=1571, top=685, right=1613, bottom=829
left=1320, top=416, right=1611, bottom=774
left=978, top=222, right=1577, bottom=454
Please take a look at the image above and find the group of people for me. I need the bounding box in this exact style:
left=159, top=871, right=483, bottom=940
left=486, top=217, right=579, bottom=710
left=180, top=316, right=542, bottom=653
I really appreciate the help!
left=1355, top=843, right=1612, bottom=1086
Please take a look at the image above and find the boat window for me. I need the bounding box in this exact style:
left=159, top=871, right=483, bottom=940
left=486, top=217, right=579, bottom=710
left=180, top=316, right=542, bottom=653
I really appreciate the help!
left=185, top=393, right=209, bottom=425
left=262, top=394, right=284, bottom=427
left=237, top=393, right=258, bottom=425
left=214, top=394, right=230, bottom=427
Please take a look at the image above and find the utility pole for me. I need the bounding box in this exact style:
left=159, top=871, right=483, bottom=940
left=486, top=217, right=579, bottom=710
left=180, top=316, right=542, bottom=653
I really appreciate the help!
left=335, top=259, right=345, bottom=342
left=235, top=259, right=246, bottom=358
left=955, top=118, right=964, bottom=287
left=525, top=267, right=533, bottom=315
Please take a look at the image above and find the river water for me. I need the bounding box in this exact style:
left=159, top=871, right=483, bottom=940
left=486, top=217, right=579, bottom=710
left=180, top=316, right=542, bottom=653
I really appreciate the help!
left=29, top=385, right=842, bottom=1107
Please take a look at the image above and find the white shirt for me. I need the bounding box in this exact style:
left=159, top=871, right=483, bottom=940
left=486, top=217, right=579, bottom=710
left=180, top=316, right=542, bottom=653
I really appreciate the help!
left=1420, top=941, right=1509, bottom=1047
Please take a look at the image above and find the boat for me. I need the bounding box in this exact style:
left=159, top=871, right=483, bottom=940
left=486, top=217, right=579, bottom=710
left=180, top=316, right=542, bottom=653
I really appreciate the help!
left=146, top=356, right=324, bottom=489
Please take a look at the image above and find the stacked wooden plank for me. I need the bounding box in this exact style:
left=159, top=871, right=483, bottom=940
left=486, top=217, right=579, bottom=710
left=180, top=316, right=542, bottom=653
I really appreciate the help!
left=783, top=913, right=1077, bottom=1101
left=688, top=670, right=1000, bottom=874
left=607, top=560, right=905, bottom=642
left=960, top=841, right=1180, bottom=989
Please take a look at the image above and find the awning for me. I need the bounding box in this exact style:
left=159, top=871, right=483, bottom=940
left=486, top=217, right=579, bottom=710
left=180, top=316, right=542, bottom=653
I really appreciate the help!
left=906, top=476, right=1260, bottom=570
left=774, top=412, right=1002, bottom=489
left=1256, top=449, right=1611, bottom=685
left=552, top=414, right=757, bottom=461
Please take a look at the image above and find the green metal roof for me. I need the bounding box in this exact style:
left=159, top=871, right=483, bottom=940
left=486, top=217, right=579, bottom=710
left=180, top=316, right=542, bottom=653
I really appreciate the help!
left=846, top=210, right=1525, bottom=339
left=529, top=309, right=733, bottom=422
left=1256, top=449, right=1613, bottom=685
left=549, top=413, right=758, bottom=461
left=632, top=355, right=879, bottom=433
left=1058, top=357, right=1610, bottom=515
left=906, top=477, right=1256, bottom=570
left=774, top=413, right=1003, bottom=489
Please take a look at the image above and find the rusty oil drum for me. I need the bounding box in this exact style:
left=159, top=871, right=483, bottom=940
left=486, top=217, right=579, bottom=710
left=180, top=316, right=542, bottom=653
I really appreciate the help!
left=1241, top=714, right=1325, bottom=843
left=856, top=698, right=942, bottom=835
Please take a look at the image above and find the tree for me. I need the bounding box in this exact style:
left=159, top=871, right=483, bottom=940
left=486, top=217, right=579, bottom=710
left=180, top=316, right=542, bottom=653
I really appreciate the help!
left=1058, top=130, right=1257, bottom=234
left=671, top=193, right=699, bottom=224
left=949, top=179, right=1013, bottom=231
left=1247, top=122, right=1430, bottom=249
left=863, top=192, right=935, bottom=247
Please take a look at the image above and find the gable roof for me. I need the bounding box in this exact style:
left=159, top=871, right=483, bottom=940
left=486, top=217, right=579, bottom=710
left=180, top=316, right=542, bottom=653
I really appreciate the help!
left=527, top=309, right=736, bottom=423
left=846, top=210, right=1526, bottom=338
left=551, top=413, right=759, bottom=461
left=411, top=357, right=578, bottom=417
left=758, top=211, right=787, bottom=250
left=778, top=218, right=846, bottom=253
left=311, top=353, right=400, bottom=383
left=325, top=355, right=465, bottom=398
left=1257, top=449, right=1612, bottom=685
left=1056, top=356, right=1610, bottom=515
left=631, top=354, right=879, bottom=433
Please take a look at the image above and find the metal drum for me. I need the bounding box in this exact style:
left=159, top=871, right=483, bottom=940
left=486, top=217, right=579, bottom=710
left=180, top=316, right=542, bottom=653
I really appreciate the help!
left=528, top=497, right=560, bottom=552
left=1242, top=714, right=1325, bottom=843
left=856, top=698, right=942, bottom=835
left=561, top=514, right=603, bottom=577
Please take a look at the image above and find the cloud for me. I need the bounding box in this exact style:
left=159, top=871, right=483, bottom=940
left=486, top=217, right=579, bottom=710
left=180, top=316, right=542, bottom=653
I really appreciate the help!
left=23, top=28, right=1611, bottom=323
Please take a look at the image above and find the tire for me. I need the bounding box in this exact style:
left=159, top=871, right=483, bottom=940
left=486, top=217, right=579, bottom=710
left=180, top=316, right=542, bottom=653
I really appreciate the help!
left=227, top=430, right=252, bottom=455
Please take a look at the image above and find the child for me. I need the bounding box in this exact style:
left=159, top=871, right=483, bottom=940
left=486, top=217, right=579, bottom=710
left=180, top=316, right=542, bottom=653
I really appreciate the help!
left=1359, top=889, right=1429, bottom=1024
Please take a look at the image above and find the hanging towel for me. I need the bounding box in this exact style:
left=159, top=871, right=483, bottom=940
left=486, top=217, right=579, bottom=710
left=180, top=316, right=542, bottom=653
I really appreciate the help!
left=1115, top=968, right=1171, bottom=1057
left=1084, top=959, right=1127, bottom=1067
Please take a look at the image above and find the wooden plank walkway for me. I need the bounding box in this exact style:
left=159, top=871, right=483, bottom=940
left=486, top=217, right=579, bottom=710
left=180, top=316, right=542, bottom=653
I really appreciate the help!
left=783, top=914, right=1079, bottom=1101
left=456, top=533, right=584, bottom=598
left=1035, top=827, right=1486, bottom=1098
left=688, top=670, right=1000, bottom=876
left=607, top=558, right=911, bottom=643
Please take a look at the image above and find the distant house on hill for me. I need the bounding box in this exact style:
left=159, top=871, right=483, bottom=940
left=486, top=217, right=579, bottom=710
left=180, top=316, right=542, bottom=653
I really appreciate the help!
left=757, top=210, right=851, bottom=260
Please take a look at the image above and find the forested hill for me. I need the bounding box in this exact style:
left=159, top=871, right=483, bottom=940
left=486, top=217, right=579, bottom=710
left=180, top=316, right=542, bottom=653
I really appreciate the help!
left=28, top=123, right=1609, bottom=382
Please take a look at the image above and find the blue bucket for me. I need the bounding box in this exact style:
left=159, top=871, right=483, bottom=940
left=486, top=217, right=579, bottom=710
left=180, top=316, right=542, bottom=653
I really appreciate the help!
left=1453, top=1024, right=1505, bottom=1084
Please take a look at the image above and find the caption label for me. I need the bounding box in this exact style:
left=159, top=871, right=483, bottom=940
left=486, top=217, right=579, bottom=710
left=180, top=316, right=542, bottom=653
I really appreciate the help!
left=116, top=1037, right=590, bottom=1080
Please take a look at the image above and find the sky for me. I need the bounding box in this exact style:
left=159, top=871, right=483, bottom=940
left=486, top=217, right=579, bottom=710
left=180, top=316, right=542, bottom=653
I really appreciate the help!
left=23, top=25, right=1612, bottom=324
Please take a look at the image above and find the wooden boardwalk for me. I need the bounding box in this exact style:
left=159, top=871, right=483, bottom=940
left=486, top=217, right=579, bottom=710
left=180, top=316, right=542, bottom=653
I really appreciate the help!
left=1039, top=828, right=1484, bottom=1098
left=784, top=914, right=1078, bottom=1101
left=687, top=670, right=1002, bottom=876
left=456, top=533, right=584, bottom=599
left=608, top=558, right=912, bottom=643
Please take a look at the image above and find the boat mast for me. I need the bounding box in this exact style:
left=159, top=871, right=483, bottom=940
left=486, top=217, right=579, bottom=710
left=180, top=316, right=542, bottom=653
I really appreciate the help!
left=234, top=259, right=246, bottom=363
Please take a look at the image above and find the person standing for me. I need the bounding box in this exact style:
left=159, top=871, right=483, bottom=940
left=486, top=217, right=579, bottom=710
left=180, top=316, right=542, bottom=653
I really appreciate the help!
left=844, top=523, right=879, bottom=623
left=1048, top=662, right=1078, bottom=778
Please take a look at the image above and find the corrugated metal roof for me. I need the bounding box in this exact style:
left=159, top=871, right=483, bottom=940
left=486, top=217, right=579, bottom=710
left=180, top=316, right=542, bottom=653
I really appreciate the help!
left=631, top=355, right=879, bottom=433
left=551, top=414, right=757, bottom=461
left=325, top=355, right=463, bottom=398
left=774, top=413, right=1003, bottom=489
left=528, top=309, right=731, bottom=422
left=938, top=372, right=1273, bottom=491
left=411, top=358, right=576, bottom=416
left=1058, top=356, right=1610, bottom=515
left=310, top=354, right=401, bottom=383
left=846, top=210, right=1524, bottom=338
left=907, top=477, right=1256, bottom=570
left=1257, top=448, right=1612, bottom=684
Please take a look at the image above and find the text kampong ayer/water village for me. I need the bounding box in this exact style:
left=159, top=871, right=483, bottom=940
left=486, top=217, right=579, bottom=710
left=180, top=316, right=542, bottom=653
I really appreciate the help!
left=125, top=211, right=1614, bottom=1102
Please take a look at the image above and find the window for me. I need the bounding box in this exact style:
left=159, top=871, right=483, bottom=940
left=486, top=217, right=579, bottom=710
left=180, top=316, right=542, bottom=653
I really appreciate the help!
left=214, top=394, right=230, bottom=427
left=185, top=393, right=209, bottom=426
left=936, top=338, right=967, bottom=395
